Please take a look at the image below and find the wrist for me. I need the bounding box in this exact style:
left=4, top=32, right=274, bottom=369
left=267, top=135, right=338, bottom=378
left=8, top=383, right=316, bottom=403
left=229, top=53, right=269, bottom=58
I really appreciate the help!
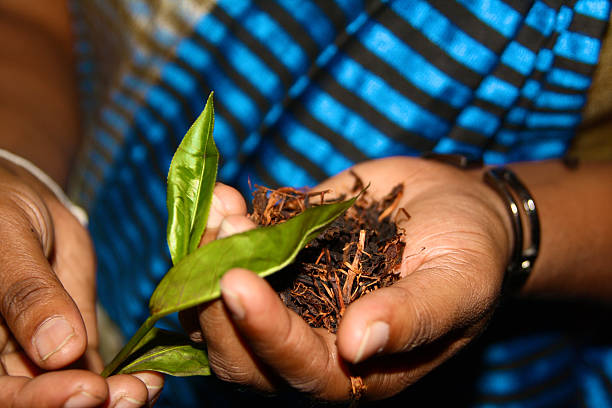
left=422, top=153, right=537, bottom=295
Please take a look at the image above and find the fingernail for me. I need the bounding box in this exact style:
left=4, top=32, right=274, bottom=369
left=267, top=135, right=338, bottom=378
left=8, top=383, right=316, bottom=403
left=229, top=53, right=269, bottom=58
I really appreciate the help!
left=217, top=218, right=237, bottom=239
left=220, top=282, right=245, bottom=320
left=33, top=316, right=75, bottom=361
left=132, top=373, right=163, bottom=403
left=206, top=194, right=225, bottom=230
left=63, top=391, right=104, bottom=408
left=353, top=321, right=389, bottom=364
left=113, top=396, right=145, bottom=408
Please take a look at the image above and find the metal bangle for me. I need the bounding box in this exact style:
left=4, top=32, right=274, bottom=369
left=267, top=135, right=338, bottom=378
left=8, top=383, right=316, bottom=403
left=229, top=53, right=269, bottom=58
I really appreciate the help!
left=483, top=167, right=540, bottom=293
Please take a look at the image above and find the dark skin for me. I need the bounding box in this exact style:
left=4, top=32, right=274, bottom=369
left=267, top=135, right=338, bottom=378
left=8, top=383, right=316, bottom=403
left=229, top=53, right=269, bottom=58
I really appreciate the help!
left=0, top=1, right=162, bottom=407
left=1, top=1, right=611, bottom=405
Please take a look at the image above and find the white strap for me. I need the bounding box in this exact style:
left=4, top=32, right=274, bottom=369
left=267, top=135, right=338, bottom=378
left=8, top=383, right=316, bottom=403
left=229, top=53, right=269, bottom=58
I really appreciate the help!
left=0, top=149, right=88, bottom=226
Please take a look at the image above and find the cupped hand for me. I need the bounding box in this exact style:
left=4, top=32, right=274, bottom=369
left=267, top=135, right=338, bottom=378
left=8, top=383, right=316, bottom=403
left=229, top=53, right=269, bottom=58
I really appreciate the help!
left=189, top=157, right=513, bottom=401
left=0, top=159, right=163, bottom=407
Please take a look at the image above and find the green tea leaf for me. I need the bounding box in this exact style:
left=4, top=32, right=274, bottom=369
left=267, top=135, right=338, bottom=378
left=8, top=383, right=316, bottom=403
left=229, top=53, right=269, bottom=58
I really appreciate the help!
left=116, top=328, right=210, bottom=376
left=149, top=195, right=358, bottom=317
left=166, top=92, right=219, bottom=265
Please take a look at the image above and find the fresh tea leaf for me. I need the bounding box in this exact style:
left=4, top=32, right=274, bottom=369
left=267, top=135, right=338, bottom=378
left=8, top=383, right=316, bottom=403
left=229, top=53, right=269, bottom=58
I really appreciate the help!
left=149, top=195, right=358, bottom=317
left=116, top=328, right=210, bottom=376
left=166, top=92, right=218, bottom=265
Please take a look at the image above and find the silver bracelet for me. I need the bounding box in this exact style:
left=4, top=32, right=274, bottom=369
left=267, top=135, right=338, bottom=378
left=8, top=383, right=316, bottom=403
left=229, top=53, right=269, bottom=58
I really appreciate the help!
left=0, top=148, right=88, bottom=226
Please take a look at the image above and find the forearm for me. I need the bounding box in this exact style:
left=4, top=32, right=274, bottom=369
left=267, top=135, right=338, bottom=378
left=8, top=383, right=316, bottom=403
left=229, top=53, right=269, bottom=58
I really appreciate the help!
left=509, top=160, right=612, bottom=301
left=0, top=0, right=80, bottom=187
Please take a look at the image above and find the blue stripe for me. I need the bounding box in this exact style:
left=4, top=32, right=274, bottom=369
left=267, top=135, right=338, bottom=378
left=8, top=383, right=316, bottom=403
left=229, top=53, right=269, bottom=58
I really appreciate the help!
left=483, top=334, right=565, bottom=365
left=218, top=0, right=308, bottom=75
left=515, top=129, right=574, bottom=143
left=259, top=140, right=318, bottom=187
left=146, top=86, right=181, bottom=126
left=535, top=91, right=586, bottom=110
left=302, top=85, right=421, bottom=157
left=391, top=0, right=497, bottom=75
left=456, top=0, right=522, bottom=37
left=359, top=18, right=473, bottom=107
left=195, top=15, right=284, bottom=100
left=133, top=111, right=172, bottom=170
left=152, top=26, right=177, bottom=48
left=433, top=137, right=483, bottom=157
left=547, top=68, right=591, bottom=90
left=277, top=0, right=335, bottom=48
left=507, top=107, right=528, bottom=124
left=329, top=53, right=450, bottom=139
left=333, top=0, right=365, bottom=21
left=279, top=114, right=354, bottom=176
left=575, top=0, right=611, bottom=20
left=554, top=31, right=602, bottom=65
left=101, top=107, right=129, bottom=135
left=160, top=63, right=196, bottom=97
left=535, top=48, right=555, bottom=71
left=77, top=60, right=94, bottom=74
left=112, top=90, right=140, bottom=114
left=483, top=150, right=507, bottom=165
left=580, top=369, right=612, bottom=407
left=475, top=378, right=576, bottom=408
left=93, top=128, right=120, bottom=157
left=477, top=349, right=573, bottom=395
left=175, top=39, right=261, bottom=129
left=555, top=6, right=574, bottom=32
left=526, top=1, right=557, bottom=36
left=497, top=129, right=519, bottom=146
left=457, top=106, right=499, bottom=136
left=501, top=41, right=536, bottom=76
left=521, top=79, right=541, bottom=100
left=218, top=158, right=240, bottom=182
left=476, top=76, right=519, bottom=108
left=527, top=112, right=581, bottom=128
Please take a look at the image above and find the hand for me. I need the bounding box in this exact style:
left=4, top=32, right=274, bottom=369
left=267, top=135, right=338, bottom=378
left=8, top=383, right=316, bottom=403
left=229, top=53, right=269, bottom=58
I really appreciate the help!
left=187, top=157, right=512, bottom=401
left=0, top=159, right=163, bottom=407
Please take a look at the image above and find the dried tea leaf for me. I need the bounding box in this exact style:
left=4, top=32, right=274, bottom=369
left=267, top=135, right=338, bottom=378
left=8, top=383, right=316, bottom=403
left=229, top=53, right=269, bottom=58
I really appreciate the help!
left=166, top=92, right=218, bottom=265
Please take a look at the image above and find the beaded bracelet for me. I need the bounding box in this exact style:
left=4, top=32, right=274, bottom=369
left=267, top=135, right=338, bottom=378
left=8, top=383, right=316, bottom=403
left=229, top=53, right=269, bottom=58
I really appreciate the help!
left=422, top=153, right=540, bottom=293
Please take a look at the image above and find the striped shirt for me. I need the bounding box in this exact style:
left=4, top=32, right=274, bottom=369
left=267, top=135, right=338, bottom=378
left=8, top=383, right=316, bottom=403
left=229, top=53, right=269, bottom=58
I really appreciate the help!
left=67, top=1, right=611, bottom=406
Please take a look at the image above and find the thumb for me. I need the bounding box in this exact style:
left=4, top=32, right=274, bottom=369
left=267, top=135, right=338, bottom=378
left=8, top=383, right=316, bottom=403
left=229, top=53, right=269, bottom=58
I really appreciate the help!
left=0, top=190, right=87, bottom=370
left=336, top=261, right=496, bottom=365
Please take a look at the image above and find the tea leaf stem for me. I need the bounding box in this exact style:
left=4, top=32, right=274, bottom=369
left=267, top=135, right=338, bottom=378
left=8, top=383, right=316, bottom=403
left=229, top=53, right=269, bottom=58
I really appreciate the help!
left=101, top=315, right=158, bottom=377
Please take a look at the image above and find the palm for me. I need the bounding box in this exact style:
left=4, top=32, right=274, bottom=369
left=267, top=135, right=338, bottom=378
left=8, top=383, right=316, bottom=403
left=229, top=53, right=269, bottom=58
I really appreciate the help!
left=198, top=157, right=512, bottom=401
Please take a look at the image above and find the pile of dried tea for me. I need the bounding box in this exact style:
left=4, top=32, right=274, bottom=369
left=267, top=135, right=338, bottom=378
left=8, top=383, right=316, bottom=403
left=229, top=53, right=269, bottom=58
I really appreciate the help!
left=249, top=173, right=408, bottom=332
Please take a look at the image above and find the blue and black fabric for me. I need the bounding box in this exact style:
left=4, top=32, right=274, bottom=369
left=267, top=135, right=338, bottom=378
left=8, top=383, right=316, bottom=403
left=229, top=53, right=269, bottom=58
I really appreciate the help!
left=67, top=0, right=611, bottom=407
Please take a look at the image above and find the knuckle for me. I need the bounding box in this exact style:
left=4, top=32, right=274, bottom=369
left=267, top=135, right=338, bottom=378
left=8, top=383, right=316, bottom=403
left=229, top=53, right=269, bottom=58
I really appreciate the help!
left=404, top=295, right=436, bottom=351
left=1, top=275, right=57, bottom=325
left=207, top=351, right=253, bottom=386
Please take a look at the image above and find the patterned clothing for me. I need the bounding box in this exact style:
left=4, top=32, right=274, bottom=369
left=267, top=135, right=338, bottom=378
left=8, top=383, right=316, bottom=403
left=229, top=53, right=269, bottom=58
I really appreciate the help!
left=67, top=1, right=611, bottom=407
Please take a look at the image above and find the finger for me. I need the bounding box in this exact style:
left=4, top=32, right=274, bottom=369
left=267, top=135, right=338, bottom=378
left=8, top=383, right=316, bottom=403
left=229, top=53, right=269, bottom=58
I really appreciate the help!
left=0, top=351, right=42, bottom=377
left=131, top=372, right=164, bottom=406
left=181, top=213, right=256, bottom=341
left=337, top=257, right=498, bottom=366
left=0, top=198, right=87, bottom=370
left=199, top=183, right=248, bottom=246
left=0, top=369, right=107, bottom=408
left=106, top=374, right=149, bottom=408
left=217, top=268, right=351, bottom=400
left=181, top=182, right=251, bottom=345
left=47, top=199, right=99, bottom=350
